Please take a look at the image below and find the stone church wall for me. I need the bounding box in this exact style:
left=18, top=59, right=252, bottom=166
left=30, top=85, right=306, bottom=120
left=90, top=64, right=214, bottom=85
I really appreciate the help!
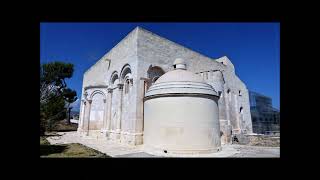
left=135, top=28, right=253, bottom=141
left=80, top=28, right=140, bottom=144
left=79, top=27, right=253, bottom=145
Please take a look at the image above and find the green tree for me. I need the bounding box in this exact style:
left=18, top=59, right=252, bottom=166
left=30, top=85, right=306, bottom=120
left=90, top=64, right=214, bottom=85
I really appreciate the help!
left=63, top=88, right=78, bottom=124
left=40, top=61, right=77, bottom=134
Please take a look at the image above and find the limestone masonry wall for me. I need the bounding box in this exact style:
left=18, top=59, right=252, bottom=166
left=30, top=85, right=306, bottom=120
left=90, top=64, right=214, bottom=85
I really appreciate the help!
left=78, top=26, right=253, bottom=146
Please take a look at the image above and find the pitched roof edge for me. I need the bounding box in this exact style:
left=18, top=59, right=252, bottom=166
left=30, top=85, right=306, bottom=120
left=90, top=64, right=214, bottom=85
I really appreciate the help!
left=84, top=27, right=139, bottom=75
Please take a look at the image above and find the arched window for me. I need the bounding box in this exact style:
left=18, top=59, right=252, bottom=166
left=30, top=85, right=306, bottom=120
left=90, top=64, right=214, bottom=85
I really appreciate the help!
left=239, top=90, right=242, bottom=96
left=240, top=107, right=243, bottom=113
left=152, top=76, right=160, bottom=83
left=120, top=65, right=132, bottom=82
left=147, top=66, right=165, bottom=86
left=200, top=72, right=204, bottom=79
left=120, top=64, right=133, bottom=95
left=110, top=71, right=119, bottom=87
left=124, top=79, right=130, bottom=94
left=227, top=89, right=231, bottom=102
left=205, top=72, right=208, bottom=79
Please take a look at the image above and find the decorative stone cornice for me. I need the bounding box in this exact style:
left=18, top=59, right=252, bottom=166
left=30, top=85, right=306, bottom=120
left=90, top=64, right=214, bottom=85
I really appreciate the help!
left=144, top=93, right=219, bottom=102
left=84, top=85, right=108, bottom=90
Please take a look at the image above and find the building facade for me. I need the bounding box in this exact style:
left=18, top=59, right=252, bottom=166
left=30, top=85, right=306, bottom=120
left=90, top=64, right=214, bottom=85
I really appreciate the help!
left=249, top=91, right=280, bottom=135
left=77, top=27, right=253, bottom=145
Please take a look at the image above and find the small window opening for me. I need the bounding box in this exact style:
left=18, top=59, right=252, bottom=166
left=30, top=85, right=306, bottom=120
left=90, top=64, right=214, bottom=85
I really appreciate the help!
left=239, top=90, right=242, bottom=96
left=124, top=79, right=130, bottom=94
left=164, top=150, right=167, bottom=153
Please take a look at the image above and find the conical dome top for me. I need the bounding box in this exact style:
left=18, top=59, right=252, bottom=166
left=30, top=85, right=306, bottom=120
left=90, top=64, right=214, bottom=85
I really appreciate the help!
left=155, top=58, right=203, bottom=84
left=145, top=58, right=218, bottom=98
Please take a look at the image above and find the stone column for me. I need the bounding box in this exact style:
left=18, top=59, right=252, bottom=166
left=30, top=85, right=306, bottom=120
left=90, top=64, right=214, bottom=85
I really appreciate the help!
left=102, top=98, right=107, bottom=130
left=116, top=84, right=124, bottom=139
left=225, top=91, right=230, bottom=126
left=138, top=78, right=151, bottom=134
left=81, top=100, right=87, bottom=130
left=234, top=94, right=241, bottom=132
left=79, top=100, right=86, bottom=130
left=106, top=88, right=113, bottom=134
left=86, top=99, right=92, bottom=136
left=208, top=71, right=213, bottom=81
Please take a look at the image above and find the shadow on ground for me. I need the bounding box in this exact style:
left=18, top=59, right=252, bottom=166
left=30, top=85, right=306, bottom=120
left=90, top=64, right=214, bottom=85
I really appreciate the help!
left=40, top=136, right=110, bottom=158
left=40, top=144, right=68, bottom=156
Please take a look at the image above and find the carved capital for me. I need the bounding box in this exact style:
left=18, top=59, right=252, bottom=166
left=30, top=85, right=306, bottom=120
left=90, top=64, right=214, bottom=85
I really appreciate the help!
left=107, top=88, right=113, bottom=93
left=88, top=100, right=92, bottom=104
left=117, top=83, right=124, bottom=90
left=84, top=91, right=88, bottom=98
left=140, top=77, right=151, bottom=82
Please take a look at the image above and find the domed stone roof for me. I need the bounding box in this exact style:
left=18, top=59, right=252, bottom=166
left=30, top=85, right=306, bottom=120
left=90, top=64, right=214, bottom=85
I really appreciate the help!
left=145, top=58, right=218, bottom=98
left=155, top=69, right=204, bottom=84
left=173, top=58, right=185, bottom=66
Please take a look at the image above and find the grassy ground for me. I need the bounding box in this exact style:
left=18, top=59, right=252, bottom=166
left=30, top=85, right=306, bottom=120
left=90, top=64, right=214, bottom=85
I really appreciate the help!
left=40, top=137, right=110, bottom=158
left=51, top=120, right=78, bottom=132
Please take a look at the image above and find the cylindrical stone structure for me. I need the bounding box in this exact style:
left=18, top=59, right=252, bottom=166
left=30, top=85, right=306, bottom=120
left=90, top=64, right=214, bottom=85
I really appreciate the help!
left=143, top=58, right=221, bottom=156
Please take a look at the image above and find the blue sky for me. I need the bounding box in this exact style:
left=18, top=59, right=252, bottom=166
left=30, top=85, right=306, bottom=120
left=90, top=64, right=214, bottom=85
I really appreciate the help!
left=40, top=22, right=280, bottom=111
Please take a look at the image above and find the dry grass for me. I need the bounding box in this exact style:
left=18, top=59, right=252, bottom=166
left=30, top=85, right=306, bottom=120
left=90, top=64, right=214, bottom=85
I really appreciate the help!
left=52, top=121, right=78, bottom=132
left=40, top=137, right=110, bottom=158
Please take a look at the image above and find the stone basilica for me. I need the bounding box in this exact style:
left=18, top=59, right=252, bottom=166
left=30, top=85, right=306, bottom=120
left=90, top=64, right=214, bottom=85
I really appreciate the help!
left=78, top=26, right=253, bottom=149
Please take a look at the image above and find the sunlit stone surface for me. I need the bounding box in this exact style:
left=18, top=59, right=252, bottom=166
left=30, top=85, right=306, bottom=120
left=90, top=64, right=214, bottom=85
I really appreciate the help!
left=78, top=27, right=253, bottom=153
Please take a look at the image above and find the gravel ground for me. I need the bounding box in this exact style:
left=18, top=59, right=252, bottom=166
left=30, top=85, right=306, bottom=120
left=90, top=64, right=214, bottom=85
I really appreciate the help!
left=46, top=131, right=279, bottom=158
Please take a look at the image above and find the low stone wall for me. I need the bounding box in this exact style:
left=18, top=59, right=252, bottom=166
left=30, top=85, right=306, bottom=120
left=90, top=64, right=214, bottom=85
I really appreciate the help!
left=232, top=134, right=280, bottom=147
left=247, top=135, right=280, bottom=147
